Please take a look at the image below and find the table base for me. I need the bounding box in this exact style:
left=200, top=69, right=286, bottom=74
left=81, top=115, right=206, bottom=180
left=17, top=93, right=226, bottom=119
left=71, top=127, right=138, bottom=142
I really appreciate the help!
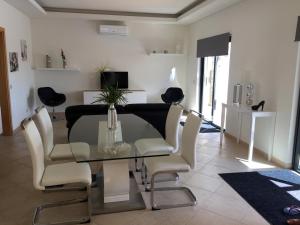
left=91, top=171, right=146, bottom=215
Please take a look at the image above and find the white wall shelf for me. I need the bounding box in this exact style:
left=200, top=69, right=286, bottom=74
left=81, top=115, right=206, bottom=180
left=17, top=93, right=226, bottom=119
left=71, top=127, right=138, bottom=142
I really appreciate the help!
left=34, top=67, right=80, bottom=72
left=147, top=53, right=184, bottom=56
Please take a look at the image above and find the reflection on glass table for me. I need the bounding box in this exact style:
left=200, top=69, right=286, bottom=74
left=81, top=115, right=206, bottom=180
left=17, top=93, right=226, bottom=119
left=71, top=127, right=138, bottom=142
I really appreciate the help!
left=69, top=114, right=171, bottom=215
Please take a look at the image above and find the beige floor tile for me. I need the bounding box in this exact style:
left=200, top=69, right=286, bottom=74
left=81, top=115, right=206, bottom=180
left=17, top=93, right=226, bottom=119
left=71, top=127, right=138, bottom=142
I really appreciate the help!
left=187, top=207, right=240, bottom=225
left=241, top=206, right=269, bottom=225
left=200, top=193, right=249, bottom=222
left=213, top=181, right=244, bottom=201
left=0, top=118, right=276, bottom=225
left=183, top=173, right=223, bottom=192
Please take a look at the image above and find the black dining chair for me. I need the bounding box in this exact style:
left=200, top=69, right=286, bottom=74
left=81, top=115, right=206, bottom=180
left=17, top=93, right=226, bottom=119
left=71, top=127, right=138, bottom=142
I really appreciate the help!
left=37, top=87, right=66, bottom=119
left=161, top=87, right=184, bottom=104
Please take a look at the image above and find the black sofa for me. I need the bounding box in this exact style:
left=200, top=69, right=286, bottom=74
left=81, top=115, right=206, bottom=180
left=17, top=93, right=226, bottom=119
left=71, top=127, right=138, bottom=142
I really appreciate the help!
left=65, top=103, right=171, bottom=138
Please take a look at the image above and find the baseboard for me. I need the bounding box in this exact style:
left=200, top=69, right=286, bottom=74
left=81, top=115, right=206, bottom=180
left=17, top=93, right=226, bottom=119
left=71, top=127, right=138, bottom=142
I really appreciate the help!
left=224, top=133, right=292, bottom=169
left=270, top=158, right=292, bottom=169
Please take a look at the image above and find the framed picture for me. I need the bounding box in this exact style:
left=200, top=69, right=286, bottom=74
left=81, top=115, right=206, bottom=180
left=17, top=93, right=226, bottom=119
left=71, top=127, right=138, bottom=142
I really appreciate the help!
left=20, top=40, right=27, bottom=61
left=9, top=52, right=19, bottom=72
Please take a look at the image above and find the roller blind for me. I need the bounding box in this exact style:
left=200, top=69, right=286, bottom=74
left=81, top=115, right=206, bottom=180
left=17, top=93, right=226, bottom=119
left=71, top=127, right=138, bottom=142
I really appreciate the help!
left=295, top=16, right=300, bottom=41
left=197, top=32, right=231, bottom=57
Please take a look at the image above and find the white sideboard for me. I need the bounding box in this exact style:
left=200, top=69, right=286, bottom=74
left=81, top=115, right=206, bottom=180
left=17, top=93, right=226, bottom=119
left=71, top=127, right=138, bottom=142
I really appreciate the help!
left=83, top=90, right=147, bottom=104
left=220, top=103, right=276, bottom=162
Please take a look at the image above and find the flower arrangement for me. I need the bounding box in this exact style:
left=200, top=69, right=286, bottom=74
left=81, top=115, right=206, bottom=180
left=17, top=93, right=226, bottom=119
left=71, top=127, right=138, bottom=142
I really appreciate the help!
left=92, top=85, right=127, bottom=105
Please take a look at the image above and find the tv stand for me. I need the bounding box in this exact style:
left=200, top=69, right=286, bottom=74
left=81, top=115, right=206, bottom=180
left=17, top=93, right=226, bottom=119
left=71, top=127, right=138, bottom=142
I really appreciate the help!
left=83, top=90, right=147, bottom=104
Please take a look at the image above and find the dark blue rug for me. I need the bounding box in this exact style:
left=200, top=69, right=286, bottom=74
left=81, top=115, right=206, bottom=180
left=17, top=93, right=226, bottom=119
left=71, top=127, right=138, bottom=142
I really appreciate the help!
left=180, top=121, right=220, bottom=133
left=220, top=170, right=300, bottom=225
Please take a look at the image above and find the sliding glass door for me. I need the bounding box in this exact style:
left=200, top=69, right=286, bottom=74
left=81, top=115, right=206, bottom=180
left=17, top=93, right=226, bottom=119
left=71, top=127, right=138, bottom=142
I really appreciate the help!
left=199, top=44, right=231, bottom=126
left=201, top=56, right=215, bottom=121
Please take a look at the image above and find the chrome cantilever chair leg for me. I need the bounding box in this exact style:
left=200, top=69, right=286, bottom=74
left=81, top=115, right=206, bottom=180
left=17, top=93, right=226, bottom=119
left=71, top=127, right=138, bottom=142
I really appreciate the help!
left=135, top=158, right=142, bottom=172
left=33, top=185, right=91, bottom=225
left=141, top=159, right=146, bottom=185
left=87, top=185, right=92, bottom=221
left=142, top=158, right=179, bottom=186
left=150, top=171, right=197, bottom=210
left=44, top=185, right=87, bottom=193
left=144, top=165, right=149, bottom=191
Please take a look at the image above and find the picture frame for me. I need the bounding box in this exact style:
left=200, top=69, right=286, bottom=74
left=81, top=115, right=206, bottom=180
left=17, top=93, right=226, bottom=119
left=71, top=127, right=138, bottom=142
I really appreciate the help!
left=9, top=52, right=19, bottom=72
left=20, top=39, right=27, bottom=61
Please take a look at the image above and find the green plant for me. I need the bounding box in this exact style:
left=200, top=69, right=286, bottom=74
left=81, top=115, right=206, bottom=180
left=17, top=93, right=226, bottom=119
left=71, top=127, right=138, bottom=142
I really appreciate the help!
left=92, top=86, right=127, bottom=105
left=97, top=65, right=109, bottom=74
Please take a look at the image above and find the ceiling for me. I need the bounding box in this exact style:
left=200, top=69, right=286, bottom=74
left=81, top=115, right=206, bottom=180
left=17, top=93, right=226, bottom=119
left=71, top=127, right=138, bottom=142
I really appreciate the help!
left=4, top=0, right=244, bottom=24
left=36, top=0, right=198, bottom=15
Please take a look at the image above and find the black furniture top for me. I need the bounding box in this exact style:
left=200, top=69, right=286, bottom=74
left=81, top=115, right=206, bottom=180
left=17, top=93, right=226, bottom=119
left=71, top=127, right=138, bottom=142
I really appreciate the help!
left=65, top=103, right=171, bottom=138
left=161, top=87, right=184, bottom=104
left=38, top=87, right=66, bottom=107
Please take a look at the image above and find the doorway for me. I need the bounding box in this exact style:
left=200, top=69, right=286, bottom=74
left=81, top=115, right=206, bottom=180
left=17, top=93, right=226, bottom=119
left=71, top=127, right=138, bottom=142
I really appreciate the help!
left=199, top=43, right=231, bottom=127
left=0, top=27, right=13, bottom=136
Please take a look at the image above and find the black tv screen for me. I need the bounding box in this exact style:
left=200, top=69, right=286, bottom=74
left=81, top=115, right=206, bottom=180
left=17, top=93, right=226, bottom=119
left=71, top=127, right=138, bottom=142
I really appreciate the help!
left=101, top=71, right=128, bottom=89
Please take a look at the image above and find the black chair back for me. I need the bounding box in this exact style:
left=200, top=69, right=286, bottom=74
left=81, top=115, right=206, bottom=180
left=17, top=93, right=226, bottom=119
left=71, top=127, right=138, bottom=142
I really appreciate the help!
left=161, top=87, right=184, bottom=104
left=37, top=87, right=66, bottom=107
left=38, top=87, right=56, bottom=104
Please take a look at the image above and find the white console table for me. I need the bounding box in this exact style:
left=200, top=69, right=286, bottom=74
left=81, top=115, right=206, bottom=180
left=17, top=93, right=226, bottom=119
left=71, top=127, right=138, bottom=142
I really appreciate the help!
left=83, top=90, right=147, bottom=104
left=220, top=103, right=276, bottom=162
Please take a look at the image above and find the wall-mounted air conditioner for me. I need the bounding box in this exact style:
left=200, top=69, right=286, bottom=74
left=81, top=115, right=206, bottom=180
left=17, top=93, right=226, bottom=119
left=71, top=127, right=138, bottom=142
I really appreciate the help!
left=99, top=25, right=129, bottom=36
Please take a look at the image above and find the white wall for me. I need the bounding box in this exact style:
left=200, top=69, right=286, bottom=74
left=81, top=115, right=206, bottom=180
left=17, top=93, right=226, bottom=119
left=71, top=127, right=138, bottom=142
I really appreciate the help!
left=0, top=0, right=35, bottom=131
left=186, top=0, right=300, bottom=166
left=31, top=19, right=188, bottom=111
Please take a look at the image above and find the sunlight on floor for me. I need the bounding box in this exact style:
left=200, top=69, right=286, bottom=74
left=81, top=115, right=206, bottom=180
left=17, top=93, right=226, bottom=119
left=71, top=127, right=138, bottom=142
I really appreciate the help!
left=236, top=157, right=275, bottom=169
left=291, top=170, right=300, bottom=176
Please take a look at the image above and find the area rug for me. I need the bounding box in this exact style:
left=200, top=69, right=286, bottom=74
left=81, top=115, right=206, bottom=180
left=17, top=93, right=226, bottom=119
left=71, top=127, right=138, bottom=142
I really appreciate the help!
left=219, top=170, right=300, bottom=225
left=180, top=121, right=220, bottom=133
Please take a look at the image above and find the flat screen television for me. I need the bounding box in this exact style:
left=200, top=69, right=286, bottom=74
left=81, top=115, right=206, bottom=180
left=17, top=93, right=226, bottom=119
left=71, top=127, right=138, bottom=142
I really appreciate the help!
left=101, top=71, right=128, bottom=89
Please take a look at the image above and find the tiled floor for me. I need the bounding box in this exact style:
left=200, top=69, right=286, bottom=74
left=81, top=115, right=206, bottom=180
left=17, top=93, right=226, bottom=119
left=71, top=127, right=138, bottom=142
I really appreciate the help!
left=0, top=118, right=275, bottom=225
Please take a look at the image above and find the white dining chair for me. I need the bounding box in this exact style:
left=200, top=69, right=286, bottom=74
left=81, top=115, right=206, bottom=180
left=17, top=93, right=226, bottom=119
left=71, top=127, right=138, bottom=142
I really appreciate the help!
left=134, top=104, right=183, bottom=174
left=144, top=112, right=202, bottom=210
left=35, top=106, right=90, bottom=161
left=21, top=117, right=92, bottom=225
left=135, top=104, right=183, bottom=155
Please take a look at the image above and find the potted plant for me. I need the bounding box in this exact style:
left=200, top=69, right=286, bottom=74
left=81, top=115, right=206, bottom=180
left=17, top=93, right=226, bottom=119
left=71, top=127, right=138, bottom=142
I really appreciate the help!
left=97, top=65, right=109, bottom=74
left=92, top=85, right=127, bottom=129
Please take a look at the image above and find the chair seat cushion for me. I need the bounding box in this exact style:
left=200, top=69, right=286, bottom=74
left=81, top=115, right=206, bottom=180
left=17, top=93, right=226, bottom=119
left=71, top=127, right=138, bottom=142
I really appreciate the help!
left=135, top=138, right=174, bottom=155
left=144, top=154, right=190, bottom=175
left=41, top=162, right=91, bottom=187
left=50, top=142, right=90, bottom=160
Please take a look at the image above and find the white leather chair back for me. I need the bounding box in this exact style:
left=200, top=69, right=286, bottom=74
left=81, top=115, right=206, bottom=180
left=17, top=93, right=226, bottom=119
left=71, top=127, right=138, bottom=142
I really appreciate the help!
left=35, top=107, right=54, bottom=160
left=181, top=113, right=202, bottom=170
left=22, top=119, right=45, bottom=190
left=165, top=104, right=183, bottom=151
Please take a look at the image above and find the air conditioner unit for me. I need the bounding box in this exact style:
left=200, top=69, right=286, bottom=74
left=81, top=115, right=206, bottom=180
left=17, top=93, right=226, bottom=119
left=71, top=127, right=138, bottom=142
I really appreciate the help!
left=99, top=25, right=129, bottom=36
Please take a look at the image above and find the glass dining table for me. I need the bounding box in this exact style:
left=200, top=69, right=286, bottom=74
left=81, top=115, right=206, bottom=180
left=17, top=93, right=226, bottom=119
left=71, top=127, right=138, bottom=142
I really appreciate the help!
left=69, top=114, right=170, bottom=215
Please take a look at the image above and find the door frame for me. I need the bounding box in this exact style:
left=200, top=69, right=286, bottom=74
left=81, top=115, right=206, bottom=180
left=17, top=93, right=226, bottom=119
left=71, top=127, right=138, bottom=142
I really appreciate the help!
left=198, top=57, right=205, bottom=113
left=199, top=56, right=217, bottom=120
left=0, top=27, right=13, bottom=136
left=292, top=89, right=300, bottom=172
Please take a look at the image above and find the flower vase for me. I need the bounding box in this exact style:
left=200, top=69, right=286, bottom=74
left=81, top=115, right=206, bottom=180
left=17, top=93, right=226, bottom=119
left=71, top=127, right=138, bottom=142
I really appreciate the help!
left=107, top=104, right=117, bottom=130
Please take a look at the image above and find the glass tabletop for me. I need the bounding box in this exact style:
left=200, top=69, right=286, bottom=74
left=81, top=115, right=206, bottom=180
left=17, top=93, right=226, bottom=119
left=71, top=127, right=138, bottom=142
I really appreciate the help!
left=69, top=114, right=170, bottom=162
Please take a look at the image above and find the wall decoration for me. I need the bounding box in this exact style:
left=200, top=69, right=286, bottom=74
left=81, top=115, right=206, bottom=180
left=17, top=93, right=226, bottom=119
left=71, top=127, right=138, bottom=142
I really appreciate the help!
left=20, top=40, right=27, bottom=61
left=233, top=84, right=242, bottom=105
left=46, top=55, right=52, bottom=68
left=9, top=52, right=19, bottom=72
left=245, top=83, right=254, bottom=106
left=61, top=49, right=67, bottom=68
